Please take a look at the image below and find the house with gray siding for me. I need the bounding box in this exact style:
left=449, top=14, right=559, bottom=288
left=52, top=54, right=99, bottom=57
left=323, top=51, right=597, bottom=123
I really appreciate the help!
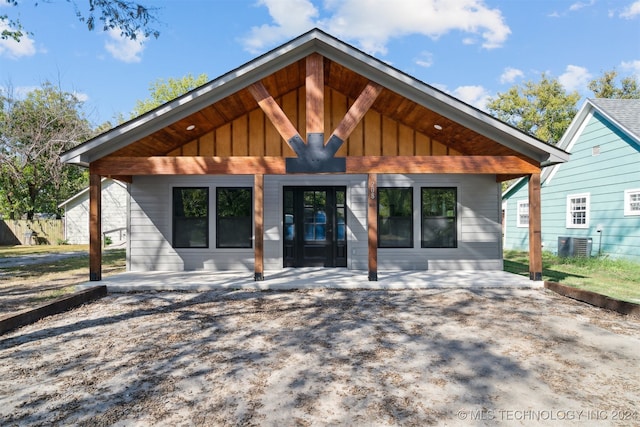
left=59, top=178, right=128, bottom=245
left=503, top=98, right=640, bottom=261
left=61, top=29, right=568, bottom=282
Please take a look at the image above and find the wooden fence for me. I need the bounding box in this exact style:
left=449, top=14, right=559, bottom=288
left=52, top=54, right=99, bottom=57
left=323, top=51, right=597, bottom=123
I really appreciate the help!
left=0, top=219, right=65, bottom=246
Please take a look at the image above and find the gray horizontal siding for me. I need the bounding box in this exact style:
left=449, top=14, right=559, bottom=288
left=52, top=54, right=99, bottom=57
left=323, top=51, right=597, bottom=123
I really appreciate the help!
left=129, top=175, right=254, bottom=272
left=375, top=174, right=502, bottom=270
left=128, top=173, right=503, bottom=272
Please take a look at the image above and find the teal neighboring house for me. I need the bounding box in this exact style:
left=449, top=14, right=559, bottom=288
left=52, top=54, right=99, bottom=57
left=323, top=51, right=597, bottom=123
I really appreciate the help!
left=503, top=98, right=640, bottom=261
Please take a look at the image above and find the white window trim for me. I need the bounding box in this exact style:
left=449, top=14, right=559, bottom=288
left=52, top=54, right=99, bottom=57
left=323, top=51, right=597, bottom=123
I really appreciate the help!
left=624, top=189, right=640, bottom=216
left=566, top=193, right=590, bottom=229
left=516, top=200, right=529, bottom=228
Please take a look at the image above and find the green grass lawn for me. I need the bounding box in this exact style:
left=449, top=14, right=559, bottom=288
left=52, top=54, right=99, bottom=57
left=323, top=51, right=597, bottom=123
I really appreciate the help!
left=0, top=244, right=90, bottom=257
left=504, top=250, right=640, bottom=304
left=0, top=245, right=126, bottom=312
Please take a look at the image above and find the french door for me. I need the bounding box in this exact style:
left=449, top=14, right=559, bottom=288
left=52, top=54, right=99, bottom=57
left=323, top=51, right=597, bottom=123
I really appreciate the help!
left=283, top=186, right=347, bottom=267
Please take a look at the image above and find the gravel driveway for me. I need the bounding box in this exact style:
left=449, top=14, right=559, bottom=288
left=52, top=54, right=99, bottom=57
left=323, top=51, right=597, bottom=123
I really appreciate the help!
left=0, top=251, right=88, bottom=269
left=1, top=287, right=639, bottom=426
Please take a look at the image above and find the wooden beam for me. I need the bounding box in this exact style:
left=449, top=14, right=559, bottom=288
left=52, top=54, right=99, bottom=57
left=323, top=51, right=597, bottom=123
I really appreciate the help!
left=496, top=174, right=527, bottom=182
left=368, top=173, right=378, bottom=281
left=254, top=174, right=264, bottom=281
left=346, top=156, right=541, bottom=175
left=306, top=53, right=324, bottom=135
left=248, top=81, right=300, bottom=143
left=91, top=155, right=540, bottom=176
left=91, top=156, right=287, bottom=176
left=528, top=173, right=542, bottom=281
left=107, top=175, right=133, bottom=183
left=333, top=82, right=383, bottom=141
left=89, top=173, right=102, bottom=281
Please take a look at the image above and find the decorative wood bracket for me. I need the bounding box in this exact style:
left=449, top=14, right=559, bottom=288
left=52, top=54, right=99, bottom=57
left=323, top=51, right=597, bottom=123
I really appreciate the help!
left=249, top=54, right=382, bottom=173
left=285, top=133, right=346, bottom=173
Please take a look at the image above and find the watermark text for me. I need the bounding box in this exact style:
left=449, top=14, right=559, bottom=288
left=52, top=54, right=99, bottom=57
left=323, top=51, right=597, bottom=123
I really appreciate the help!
left=457, top=408, right=638, bottom=422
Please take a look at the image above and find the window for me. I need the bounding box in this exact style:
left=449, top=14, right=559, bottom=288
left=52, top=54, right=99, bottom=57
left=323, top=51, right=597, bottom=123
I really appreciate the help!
left=421, top=188, right=457, bottom=248
left=303, top=190, right=327, bottom=241
left=217, top=187, right=252, bottom=248
left=173, top=187, right=209, bottom=248
left=625, top=189, right=640, bottom=216
left=566, top=193, right=590, bottom=228
left=517, top=200, right=529, bottom=228
left=378, top=187, right=413, bottom=248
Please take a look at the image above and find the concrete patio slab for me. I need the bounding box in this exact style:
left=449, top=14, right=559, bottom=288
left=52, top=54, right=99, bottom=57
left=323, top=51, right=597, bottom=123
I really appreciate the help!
left=76, top=269, right=541, bottom=292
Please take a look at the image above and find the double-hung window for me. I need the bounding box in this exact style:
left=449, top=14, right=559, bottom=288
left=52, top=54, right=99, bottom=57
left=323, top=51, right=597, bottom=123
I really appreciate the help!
left=566, top=193, right=590, bottom=228
left=624, top=189, right=640, bottom=216
left=517, top=200, right=529, bottom=228
left=421, top=188, right=457, bottom=248
left=173, top=187, right=209, bottom=248
left=216, top=187, right=252, bottom=248
left=378, top=187, right=413, bottom=248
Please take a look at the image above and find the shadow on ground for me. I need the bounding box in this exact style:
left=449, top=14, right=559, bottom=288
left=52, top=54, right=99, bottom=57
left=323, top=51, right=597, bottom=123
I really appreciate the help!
left=1, top=287, right=638, bottom=425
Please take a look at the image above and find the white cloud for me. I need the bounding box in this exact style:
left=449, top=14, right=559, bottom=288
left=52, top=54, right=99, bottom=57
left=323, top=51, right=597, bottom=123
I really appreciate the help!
left=620, top=1, right=640, bottom=18
left=414, top=51, right=434, bottom=68
left=550, top=0, right=595, bottom=17
left=569, top=0, right=595, bottom=12
left=1, top=86, right=89, bottom=103
left=621, top=59, right=640, bottom=77
left=500, top=67, right=524, bottom=84
left=452, top=85, right=491, bottom=110
left=0, top=22, right=36, bottom=59
left=14, top=85, right=39, bottom=98
left=104, top=29, right=146, bottom=63
left=558, top=65, right=592, bottom=92
left=0, top=85, right=38, bottom=99
left=241, top=0, right=319, bottom=54
left=73, top=91, right=90, bottom=102
left=242, top=0, right=511, bottom=55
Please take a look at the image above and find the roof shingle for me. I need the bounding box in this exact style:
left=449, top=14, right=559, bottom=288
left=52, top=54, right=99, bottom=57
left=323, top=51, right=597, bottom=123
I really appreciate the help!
left=589, top=98, right=640, bottom=140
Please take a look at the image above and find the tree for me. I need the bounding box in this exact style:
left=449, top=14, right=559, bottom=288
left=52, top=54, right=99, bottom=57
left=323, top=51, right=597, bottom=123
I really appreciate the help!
left=588, top=69, right=640, bottom=99
left=486, top=74, right=580, bottom=144
left=1, top=0, right=160, bottom=42
left=131, top=73, right=209, bottom=117
left=0, top=82, right=91, bottom=219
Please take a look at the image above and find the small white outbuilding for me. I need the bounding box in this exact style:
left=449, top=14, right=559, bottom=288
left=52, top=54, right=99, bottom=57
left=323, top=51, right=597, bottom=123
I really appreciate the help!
left=58, top=178, right=127, bottom=246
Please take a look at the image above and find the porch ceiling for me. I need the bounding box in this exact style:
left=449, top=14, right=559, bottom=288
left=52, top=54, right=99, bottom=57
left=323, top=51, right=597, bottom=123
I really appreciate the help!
left=106, top=58, right=522, bottom=160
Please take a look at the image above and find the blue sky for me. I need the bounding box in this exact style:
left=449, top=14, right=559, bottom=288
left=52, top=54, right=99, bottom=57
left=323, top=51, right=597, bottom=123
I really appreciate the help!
left=1, top=0, right=639, bottom=127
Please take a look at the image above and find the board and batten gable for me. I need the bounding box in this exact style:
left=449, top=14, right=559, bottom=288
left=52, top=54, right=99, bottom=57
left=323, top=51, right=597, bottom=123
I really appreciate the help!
left=503, top=104, right=640, bottom=261
left=128, top=173, right=502, bottom=272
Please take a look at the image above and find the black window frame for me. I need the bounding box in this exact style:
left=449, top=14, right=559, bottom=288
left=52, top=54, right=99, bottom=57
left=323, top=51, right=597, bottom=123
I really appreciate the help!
left=216, top=187, right=253, bottom=249
left=377, top=187, right=414, bottom=248
left=421, top=187, right=457, bottom=249
left=172, top=187, right=209, bottom=249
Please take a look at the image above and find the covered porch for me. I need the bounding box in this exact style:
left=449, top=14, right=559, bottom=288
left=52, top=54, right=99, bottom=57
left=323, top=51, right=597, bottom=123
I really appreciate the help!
left=76, top=268, right=540, bottom=292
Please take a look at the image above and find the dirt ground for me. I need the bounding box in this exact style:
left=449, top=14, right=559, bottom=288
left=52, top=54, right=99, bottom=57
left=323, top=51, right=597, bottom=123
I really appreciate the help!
left=1, top=286, right=639, bottom=426
left=0, top=251, right=124, bottom=316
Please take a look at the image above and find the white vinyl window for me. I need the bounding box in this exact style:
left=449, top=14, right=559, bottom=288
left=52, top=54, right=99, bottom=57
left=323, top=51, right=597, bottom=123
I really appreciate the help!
left=624, top=189, right=640, bottom=216
left=566, top=193, right=590, bottom=228
left=517, top=200, right=529, bottom=227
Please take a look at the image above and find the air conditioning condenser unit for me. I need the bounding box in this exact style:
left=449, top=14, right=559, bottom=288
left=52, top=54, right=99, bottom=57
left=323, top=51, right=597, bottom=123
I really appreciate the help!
left=558, top=236, right=592, bottom=257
